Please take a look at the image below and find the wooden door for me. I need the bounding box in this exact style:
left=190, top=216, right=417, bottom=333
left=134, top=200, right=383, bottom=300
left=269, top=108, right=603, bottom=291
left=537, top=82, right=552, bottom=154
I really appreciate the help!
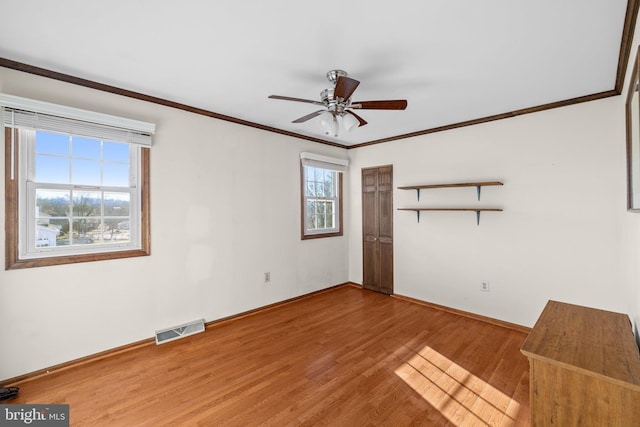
left=362, top=165, right=393, bottom=295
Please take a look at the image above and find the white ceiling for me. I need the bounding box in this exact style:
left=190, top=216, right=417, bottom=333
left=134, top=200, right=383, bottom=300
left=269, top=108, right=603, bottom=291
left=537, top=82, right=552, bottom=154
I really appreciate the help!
left=0, top=0, right=632, bottom=147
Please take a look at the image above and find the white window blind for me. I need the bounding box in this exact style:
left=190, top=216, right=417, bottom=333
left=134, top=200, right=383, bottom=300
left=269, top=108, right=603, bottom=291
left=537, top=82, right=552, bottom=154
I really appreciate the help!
left=0, top=93, right=155, bottom=146
left=300, top=152, right=349, bottom=172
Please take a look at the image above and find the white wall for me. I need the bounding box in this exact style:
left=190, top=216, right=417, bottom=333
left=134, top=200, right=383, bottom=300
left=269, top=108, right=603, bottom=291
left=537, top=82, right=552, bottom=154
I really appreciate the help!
left=0, top=68, right=349, bottom=380
left=348, top=96, right=628, bottom=328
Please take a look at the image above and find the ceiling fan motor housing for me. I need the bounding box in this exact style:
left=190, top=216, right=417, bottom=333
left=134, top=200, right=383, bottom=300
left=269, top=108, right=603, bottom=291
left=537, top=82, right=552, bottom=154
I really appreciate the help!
left=321, top=88, right=348, bottom=115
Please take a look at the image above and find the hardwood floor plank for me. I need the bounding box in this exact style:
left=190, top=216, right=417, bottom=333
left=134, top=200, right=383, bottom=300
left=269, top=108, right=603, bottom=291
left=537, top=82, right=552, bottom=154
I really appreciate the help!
left=7, top=286, right=529, bottom=426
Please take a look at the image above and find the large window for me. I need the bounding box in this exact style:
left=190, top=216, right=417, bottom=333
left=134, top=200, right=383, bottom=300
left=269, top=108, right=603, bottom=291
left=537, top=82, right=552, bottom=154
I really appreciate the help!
left=3, top=94, right=154, bottom=269
left=300, top=152, right=347, bottom=239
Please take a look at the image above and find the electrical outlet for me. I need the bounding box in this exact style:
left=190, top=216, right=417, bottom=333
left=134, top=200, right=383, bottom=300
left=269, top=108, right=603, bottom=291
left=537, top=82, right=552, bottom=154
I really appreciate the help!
left=481, top=281, right=490, bottom=292
left=264, top=272, right=270, bottom=283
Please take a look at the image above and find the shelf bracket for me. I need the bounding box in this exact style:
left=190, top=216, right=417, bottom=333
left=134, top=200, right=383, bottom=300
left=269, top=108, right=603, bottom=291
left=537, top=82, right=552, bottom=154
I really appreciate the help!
left=416, top=210, right=421, bottom=223
left=476, top=210, right=481, bottom=225
left=416, top=189, right=421, bottom=201
left=476, top=185, right=481, bottom=201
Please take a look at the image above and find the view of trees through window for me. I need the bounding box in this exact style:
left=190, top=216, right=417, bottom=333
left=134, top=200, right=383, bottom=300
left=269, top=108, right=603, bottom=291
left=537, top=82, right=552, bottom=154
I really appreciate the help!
left=33, top=131, right=132, bottom=248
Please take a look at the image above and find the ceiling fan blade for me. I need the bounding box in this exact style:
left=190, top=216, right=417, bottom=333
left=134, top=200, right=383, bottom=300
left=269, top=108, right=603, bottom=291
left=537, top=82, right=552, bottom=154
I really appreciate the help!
left=346, top=110, right=368, bottom=127
left=351, top=100, right=408, bottom=110
left=268, top=95, right=324, bottom=106
left=334, top=76, right=360, bottom=101
left=292, top=110, right=326, bottom=123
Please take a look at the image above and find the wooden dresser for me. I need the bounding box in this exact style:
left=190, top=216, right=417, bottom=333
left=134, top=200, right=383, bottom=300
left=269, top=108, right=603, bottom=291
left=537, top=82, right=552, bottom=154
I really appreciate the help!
left=520, top=300, right=640, bottom=426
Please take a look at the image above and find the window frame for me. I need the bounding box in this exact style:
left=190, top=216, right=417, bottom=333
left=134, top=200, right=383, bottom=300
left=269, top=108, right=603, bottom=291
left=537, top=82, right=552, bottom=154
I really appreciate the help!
left=300, top=161, right=343, bottom=240
left=5, top=127, right=150, bottom=269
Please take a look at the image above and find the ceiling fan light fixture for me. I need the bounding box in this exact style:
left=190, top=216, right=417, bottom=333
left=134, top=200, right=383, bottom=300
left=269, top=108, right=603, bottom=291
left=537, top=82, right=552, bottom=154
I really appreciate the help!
left=318, top=111, right=339, bottom=137
left=318, top=112, right=359, bottom=137
left=342, top=113, right=360, bottom=132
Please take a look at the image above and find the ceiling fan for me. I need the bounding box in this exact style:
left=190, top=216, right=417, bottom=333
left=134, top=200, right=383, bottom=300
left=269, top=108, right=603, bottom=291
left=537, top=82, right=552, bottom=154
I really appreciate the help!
left=269, top=70, right=407, bottom=137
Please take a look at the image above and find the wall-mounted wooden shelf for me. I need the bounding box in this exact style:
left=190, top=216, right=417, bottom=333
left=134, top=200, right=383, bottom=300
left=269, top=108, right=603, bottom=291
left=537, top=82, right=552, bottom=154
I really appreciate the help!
left=398, top=181, right=503, bottom=201
left=398, top=208, right=503, bottom=224
left=398, top=181, right=504, bottom=225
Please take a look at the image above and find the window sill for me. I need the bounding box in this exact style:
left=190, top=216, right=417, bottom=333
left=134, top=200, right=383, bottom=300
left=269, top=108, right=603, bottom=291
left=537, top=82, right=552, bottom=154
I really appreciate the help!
left=301, top=231, right=343, bottom=240
left=6, top=248, right=150, bottom=270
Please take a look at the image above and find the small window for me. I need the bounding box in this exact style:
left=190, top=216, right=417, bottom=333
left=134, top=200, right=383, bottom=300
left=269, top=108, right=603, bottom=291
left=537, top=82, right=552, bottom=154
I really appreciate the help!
left=300, top=152, right=347, bottom=239
left=3, top=94, right=154, bottom=269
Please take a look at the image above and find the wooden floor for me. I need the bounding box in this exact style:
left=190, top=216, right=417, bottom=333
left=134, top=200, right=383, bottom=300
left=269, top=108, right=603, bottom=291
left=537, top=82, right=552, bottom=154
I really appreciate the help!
left=9, top=285, right=530, bottom=426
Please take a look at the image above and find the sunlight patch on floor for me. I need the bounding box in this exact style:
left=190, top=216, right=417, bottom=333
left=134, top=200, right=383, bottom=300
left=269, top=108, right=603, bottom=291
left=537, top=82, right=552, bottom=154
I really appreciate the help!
left=395, top=345, right=520, bottom=426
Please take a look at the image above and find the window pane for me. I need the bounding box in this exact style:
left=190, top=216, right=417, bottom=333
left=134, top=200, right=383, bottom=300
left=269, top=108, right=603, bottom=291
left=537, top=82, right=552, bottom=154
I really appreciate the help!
left=36, top=189, right=70, bottom=217
left=306, top=166, right=315, bottom=181
left=72, top=137, right=101, bottom=160
left=306, top=182, right=315, bottom=196
left=35, top=219, right=66, bottom=248
left=72, top=159, right=101, bottom=185
left=104, top=141, right=129, bottom=162
left=71, top=218, right=101, bottom=245
left=103, top=163, right=130, bottom=187
left=72, top=191, right=101, bottom=217
left=36, top=131, right=69, bottom=156
left=317, top=200, right=326, bottom=215
left=36, top=155, right=70, bottom=184
left=325, top=171, right=334, bottom=197
left=306, top=201, right=316, bottom=228
left=325, top=185, right=333, bottom=198
left=35, top=189, right=68, bottom=248
left=35, top=224, right=59, bottom=248
left=103, top=219, right=131, bottom=243
left=320, top=201, right=330, bottom=228
left=51, top=217, right=70, bottom=246
left=104, top=192, right=130, bottom=216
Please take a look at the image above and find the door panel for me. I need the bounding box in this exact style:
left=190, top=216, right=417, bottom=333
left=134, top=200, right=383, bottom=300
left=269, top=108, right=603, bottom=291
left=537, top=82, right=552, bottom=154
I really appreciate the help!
left=362, top=168, right=378, bottom=289
left=362, top=181, right=377, bottom=239
left=362, top=240, right=377, bottom=289
left=362, top=165, right=393, bottom=295
left=379, top=242, right=394, bottom=294
left=379, top=188, right=393, bottom=240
